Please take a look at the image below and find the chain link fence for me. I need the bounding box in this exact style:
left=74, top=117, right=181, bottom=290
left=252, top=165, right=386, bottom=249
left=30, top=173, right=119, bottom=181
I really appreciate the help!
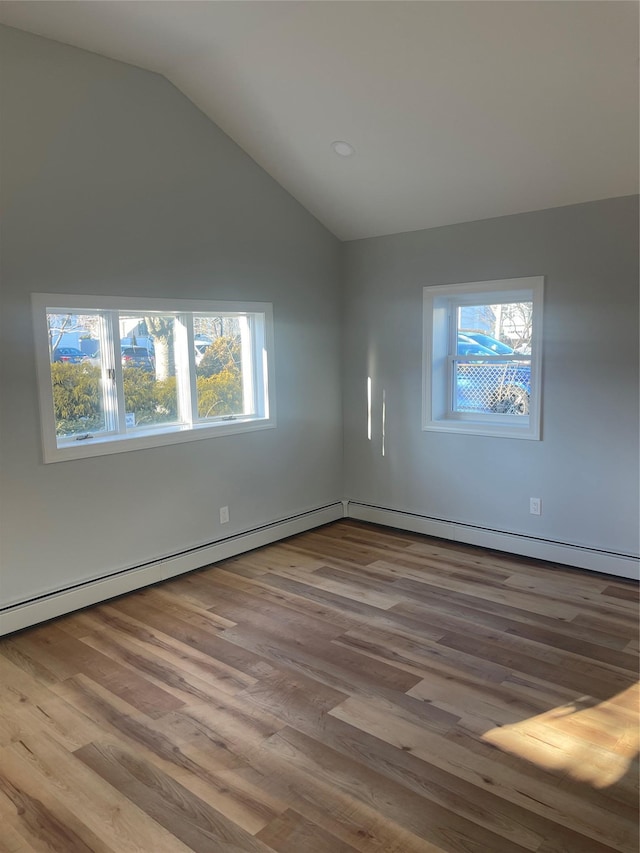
left=455, top=361, right=531, bottom=415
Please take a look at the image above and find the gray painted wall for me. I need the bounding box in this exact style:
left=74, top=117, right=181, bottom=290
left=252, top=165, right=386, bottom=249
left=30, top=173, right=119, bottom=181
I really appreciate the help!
left=0, top=27, right=343, bottom=608
left=342, top=196, right=639, bottom=558
left=1, top=27, right=637, bottom=615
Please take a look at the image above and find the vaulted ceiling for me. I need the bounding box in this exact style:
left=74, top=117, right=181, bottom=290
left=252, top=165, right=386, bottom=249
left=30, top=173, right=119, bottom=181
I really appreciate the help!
left=1, top=1, right=638, bottom=240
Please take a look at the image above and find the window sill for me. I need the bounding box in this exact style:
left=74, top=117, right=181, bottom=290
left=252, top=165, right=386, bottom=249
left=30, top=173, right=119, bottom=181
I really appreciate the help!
left=423, top=418, right=540, bottom=440
left=45, top=417, right=276, bottom=463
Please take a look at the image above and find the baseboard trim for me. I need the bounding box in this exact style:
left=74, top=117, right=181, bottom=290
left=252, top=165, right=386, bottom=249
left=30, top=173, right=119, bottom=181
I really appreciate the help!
left=2, top=499, right=636, bottom=636
left=346, top=502, right=639, bottom=580
left=0, top=502, right=344, bottom=636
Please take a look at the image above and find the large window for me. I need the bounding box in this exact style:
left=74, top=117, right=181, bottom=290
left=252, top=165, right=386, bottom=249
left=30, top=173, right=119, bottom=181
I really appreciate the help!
left=423, top=277, right=543, bottom=439
left=33, top=294, right=275, bottom=462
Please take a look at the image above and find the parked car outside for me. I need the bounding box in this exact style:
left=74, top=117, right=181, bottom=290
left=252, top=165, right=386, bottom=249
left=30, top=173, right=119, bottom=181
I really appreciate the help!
left=462, top=332, right=516, bottom=355
left=121, top=346, right=155, bottom=371
left=456, top=335, right=496, bottom=356
left=52, top=346, right=87, bottom=363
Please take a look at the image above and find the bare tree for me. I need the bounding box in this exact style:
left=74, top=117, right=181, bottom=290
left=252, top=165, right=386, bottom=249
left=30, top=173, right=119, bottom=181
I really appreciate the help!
left=48, top=314, right=74, bottom=353
left=500, top=301, right=533, bottom=352
left=194, top=315, right=241, bottom=341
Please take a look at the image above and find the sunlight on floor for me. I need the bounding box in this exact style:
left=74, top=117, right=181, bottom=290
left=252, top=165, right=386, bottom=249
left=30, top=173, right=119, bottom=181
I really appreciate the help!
left=482, top=683, right=639, bottom=788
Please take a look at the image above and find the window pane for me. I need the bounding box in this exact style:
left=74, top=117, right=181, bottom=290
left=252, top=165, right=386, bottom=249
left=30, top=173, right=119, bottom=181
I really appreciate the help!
left=120, top=313, right=179, bottom=429
left=457, top=301, right=533, bottom=355
left=454, top=359, right=531, bottom=415
left=193, top=315, right=249, bottom=419
left=47, top=312, right=108, bottom=437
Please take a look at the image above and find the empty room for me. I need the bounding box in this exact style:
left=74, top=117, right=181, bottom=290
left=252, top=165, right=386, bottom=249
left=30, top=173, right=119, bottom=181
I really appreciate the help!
left=0, top=2, right=638, bottom=852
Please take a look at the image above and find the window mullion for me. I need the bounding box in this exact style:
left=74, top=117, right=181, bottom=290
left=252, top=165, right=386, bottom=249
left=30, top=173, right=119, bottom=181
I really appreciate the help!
left=175, top=313, right=195, bottom=426
left=256, top=315, right=267, bottom=419
left=448, top=302, right=458, bottom=414
left=96, top=312, right=115, bottom=434
left=187, top=315, right=198, bottom=424
left=239, top=315, right=256, bottom=416
left=109, top=311, right=127, bottom=433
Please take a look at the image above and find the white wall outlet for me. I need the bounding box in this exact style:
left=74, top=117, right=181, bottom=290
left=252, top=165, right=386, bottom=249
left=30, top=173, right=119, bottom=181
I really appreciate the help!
left=529, top=497, right=541, bottom=516
left=219, top=506, right=229, bottom=524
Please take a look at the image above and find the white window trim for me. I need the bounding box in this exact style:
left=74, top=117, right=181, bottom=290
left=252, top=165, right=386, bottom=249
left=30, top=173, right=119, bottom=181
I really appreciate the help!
left=422, top=276, right=544, bottom=440
left=32, top=293, right=276, bottom=463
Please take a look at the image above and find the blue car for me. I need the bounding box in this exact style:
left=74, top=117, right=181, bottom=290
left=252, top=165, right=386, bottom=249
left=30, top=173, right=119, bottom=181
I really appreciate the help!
left=52, top=346, right=87, bottom=364
left=456, top=334, right=530, bottom=414
left=462, top=332, right=516, bottom=356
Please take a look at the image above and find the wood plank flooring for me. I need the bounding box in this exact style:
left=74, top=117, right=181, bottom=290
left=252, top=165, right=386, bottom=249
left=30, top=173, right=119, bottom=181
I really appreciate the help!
left=0, top=520, right=638, bottom=852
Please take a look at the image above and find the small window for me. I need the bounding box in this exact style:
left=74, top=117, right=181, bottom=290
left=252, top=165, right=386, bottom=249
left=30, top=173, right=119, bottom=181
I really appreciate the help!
left=33, top=295, right=275, bottom=462
left=423, top=277, right=543, bottom=439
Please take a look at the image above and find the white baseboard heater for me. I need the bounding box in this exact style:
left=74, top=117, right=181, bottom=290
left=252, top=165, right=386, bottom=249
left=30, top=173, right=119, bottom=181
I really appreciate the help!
left=0, top=502, right=343, bottom=636
left=2, top=498, right=636, bottom=636
left=346, top=501, right=639, bottom=581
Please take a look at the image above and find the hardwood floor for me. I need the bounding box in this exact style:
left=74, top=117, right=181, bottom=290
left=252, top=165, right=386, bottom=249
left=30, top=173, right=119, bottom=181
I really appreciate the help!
left=0, top=520, right=637, bottom=853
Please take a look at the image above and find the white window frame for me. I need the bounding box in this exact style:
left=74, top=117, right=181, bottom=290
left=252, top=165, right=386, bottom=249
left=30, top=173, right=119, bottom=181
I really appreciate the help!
left=422, top=276, right=543, bottom=440
left=32, top=293, right=276, bottom=463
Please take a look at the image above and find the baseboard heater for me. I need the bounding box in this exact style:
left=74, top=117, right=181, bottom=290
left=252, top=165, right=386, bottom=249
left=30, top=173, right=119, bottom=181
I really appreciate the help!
left=345, top=501, right=639, bottom=581
left=2, top=499, right=636, bottom=636
left=0, top=502, right=344, bottom=636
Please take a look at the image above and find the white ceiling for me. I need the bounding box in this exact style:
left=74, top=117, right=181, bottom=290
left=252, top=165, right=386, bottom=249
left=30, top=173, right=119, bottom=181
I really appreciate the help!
left=1, top=1, right=638, bottom=241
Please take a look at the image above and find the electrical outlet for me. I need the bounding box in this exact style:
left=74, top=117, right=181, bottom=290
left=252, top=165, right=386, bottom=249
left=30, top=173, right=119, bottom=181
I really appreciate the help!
left=529, top=497, right=541, bottom=516
left=219, top=506, right=229, bottom=524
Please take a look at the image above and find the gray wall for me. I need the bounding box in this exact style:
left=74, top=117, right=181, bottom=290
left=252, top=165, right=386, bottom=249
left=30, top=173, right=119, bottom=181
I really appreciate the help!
left=0, top=27, right=343, bottom=608
left=342, top=196, right=639, bottom=558
left=1, top=27, right=637, bottom=614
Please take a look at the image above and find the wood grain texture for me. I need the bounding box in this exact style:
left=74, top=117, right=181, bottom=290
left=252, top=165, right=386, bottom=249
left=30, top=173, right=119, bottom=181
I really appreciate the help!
left=0, top=520, right=637, bottom=852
